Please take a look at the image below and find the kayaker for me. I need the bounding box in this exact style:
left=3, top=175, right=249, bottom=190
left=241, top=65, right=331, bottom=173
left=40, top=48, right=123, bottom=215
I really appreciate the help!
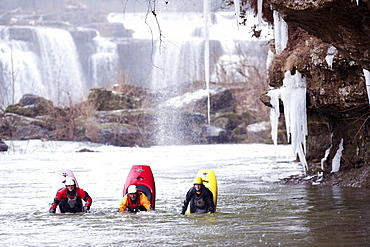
left=119, top=185, right=152, bottom=212
left=49, top=177, right=92, bottom=214
left=181, top=177, right=214, bottom=214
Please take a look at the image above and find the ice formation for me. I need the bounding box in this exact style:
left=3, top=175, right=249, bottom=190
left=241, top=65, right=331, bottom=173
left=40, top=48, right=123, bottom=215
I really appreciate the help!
left=325, top=45, right=338, bottom=69
left=331, top=138, right=344, bottom=173
left=268, top=70, right=308, bottom=172
left=273, top=11, right=288, bottom=55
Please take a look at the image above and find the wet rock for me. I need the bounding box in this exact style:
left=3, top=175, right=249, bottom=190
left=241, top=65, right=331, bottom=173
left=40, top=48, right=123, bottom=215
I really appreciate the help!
left=77, top=148, right=94, bottom=152
left=2, top=113, right=53, bottom=140
left=264, top=23, right=370, bottom=176
left=201, top=125, right=234, bottom=144
left=0, top=139, right=8, bottom=151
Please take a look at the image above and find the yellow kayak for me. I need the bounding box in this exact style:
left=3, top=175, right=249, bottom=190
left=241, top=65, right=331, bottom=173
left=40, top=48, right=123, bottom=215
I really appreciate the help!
left=186, top=169, right=218, bottom=214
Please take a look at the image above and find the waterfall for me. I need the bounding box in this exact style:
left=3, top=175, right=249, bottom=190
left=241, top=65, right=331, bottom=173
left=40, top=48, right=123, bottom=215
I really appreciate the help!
left=0, top=27, right=43, bottom=107
left=1, top=3, right=274, bottom=146
left=35, top=28, right=86, bottom=105
left=0, top=26, right=121, bottom=108
left=0, top=26, right=86, bottom=107
left=89, top=35, right=119, bottom=89
left=151, top=39, right=205, bottom=90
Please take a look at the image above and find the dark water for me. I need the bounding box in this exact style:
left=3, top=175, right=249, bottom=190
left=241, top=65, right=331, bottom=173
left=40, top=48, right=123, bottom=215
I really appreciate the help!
left=1, top=141, right=369, bottom=246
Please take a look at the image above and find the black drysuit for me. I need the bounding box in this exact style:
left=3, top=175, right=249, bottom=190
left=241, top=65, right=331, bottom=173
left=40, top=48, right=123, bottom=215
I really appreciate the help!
left=181, top=185, right=214, bottom=214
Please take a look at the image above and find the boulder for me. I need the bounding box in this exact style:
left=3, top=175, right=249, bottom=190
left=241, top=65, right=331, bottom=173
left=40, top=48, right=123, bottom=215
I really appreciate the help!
left=88, top=88, right=141, bottom=111
left=0, top=139, right=8, bottom=151
left=201, top=125, right=233, bottom=144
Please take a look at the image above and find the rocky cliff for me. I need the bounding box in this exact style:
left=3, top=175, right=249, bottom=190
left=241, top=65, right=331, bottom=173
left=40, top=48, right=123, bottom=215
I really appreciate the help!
left=259, top=0, right=370, bottom=185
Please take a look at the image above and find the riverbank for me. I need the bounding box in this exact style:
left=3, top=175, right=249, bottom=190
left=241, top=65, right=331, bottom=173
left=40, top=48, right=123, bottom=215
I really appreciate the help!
left=280, top=165, right=370, bottom=188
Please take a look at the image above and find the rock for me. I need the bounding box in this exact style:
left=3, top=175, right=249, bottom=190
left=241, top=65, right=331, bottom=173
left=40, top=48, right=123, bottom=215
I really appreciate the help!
left=159, top=84, right=235, bottom=115
left=77, top=148, right=94, bottom=152
left=0, top=139, right=8, bottom=151
left=201, top=125, right=234, bottom=144
left=0, top=83, right=253, bottom=147
left=2, top=113, right=52, bottom=140
left=19, top=94, right=46, bottom=105
left=5, top=94, right=55, bottom=118
left=262, top=0, right=370, bottom=179
left=88, top=88, right=141, bottom=111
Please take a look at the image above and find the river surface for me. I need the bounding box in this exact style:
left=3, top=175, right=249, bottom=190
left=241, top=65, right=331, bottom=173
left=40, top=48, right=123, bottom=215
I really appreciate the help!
left=1, top=140, right=369, bottom=246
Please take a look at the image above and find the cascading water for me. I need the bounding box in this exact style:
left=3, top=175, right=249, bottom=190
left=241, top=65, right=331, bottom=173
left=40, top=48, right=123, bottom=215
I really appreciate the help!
left=89, top=35, right=119, bottom=88
left=35, top=28, right=86, bottom=105
left=0, top=26, right=86, bottom=107
left=0, top=27, right=43, bottom=107
left=151, top=39, right=205, bottom=90
left=0, top=26, right=119, bottom=108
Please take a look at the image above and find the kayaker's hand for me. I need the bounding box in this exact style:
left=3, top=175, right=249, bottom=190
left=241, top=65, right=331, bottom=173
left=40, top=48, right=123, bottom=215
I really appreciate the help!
left=49, top=208, right=56, bottom=214
left=83, top=206, right=90, bottom=213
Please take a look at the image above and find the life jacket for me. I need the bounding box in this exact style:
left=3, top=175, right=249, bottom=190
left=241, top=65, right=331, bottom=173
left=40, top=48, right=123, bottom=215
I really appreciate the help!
left=66, top=189, right=79, bottom=208
left=127, top=192, right=142, bottom=209
left=193, top=193, right=206, bottom=208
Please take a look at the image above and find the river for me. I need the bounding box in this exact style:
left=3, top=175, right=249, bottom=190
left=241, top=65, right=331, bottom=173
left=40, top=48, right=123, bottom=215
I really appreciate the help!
left=1, top=140, right=369, bottom=246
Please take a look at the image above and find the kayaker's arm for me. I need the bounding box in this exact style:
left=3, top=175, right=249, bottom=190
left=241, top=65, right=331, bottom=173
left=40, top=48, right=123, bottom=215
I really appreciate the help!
left=119, top=195, right=128, bottom=212
left=181, top=188, right=195, bottom=214
left=205, top=189, right=215, bottom=213
left=139, top=193, right=151, bottom=211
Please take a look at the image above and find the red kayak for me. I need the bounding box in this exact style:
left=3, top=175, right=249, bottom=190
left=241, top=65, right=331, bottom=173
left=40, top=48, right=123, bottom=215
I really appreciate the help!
left=123, top=165, right=156, bottom=210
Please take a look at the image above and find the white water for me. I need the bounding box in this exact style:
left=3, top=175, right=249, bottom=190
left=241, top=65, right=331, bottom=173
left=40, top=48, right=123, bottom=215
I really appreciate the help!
left=1, top=140, right=370, bottom=246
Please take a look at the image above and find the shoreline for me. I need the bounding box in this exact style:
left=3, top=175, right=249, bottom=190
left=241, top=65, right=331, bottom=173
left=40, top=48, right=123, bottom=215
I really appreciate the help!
left=280, top=165, right=370, bottom=188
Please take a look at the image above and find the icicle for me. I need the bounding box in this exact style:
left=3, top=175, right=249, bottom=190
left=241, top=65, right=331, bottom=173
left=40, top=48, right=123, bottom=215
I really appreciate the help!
left=331, top=138, right=344, bottom=173
left=257, top=0, right=263, bottom=28
left=268, top=70, right=308, bottom=173
left=234, top=0, right=240, bottom=27
left=325, top=45, right=338, bottom=68
left=273, top=11, right=288, bottom=55
left=363, top=69, right=370, bottom=104
left=267, top=88, right=281, bottom=146
left=321, top=144, right=332, bottom=170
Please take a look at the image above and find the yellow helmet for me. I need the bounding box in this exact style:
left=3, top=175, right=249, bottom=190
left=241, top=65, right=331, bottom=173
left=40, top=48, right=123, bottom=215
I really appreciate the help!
left=193, top=177, right=203, bottom=185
